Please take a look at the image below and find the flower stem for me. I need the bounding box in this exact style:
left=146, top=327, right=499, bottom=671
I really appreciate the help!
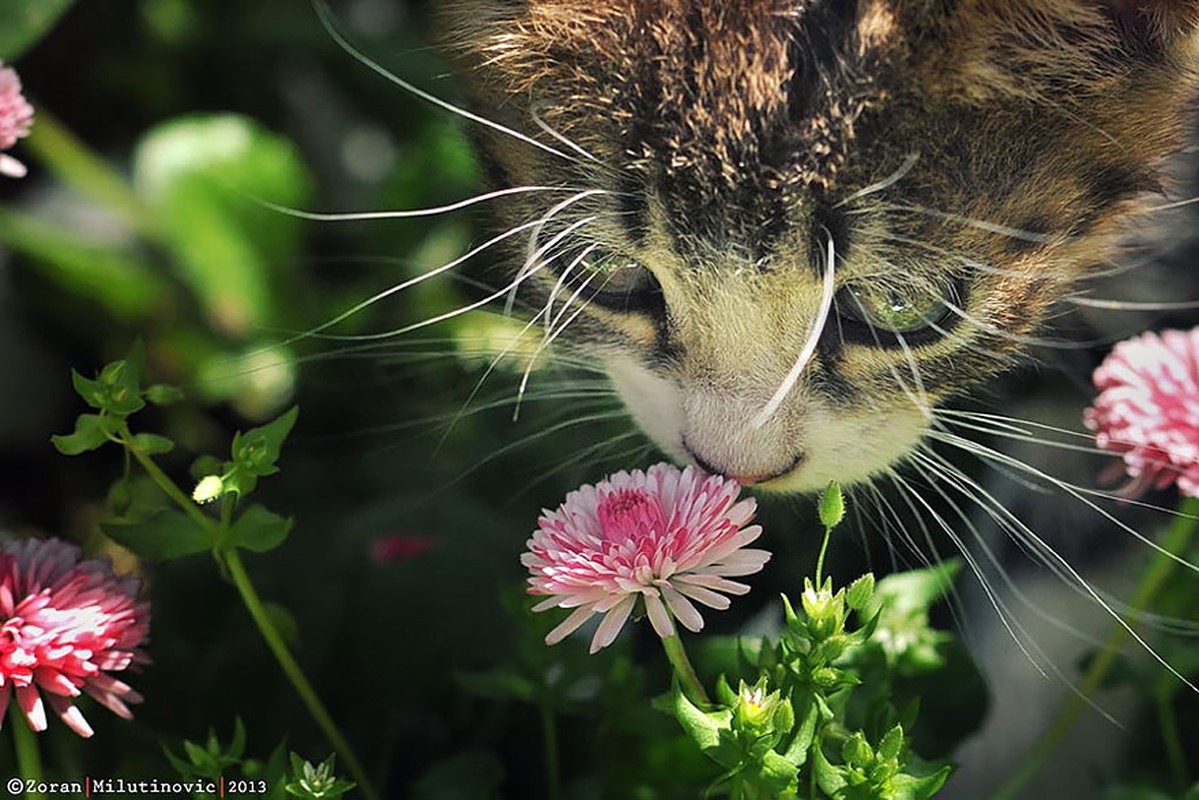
left=10, top=710, right=44, bottom=800
left=990, top=495, right=1199, bottom=800
left=661, top=634, right=711, bottom=706
left=539, top=700, right=562, bottom=800
left=814, top=523, right=833, bottom=587
left=126, top=444, right=379, bottom=800
left=127, top=445, right=220, bottom=538
left=224, top=549, right=380, bottom=800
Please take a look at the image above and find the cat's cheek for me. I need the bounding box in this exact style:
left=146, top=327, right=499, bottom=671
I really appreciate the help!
left=604, top=354, right=689, bottom=462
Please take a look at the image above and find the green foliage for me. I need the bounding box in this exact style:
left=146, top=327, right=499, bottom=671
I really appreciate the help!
left=284, top=755, right=355, bottom=800
left=163, top=718, right=247, bottom=780
left=0, top=0, right=75, bottom=59
left=669, top=483, right=957, bottom=799
left=53, top=344, right=300, bottom=562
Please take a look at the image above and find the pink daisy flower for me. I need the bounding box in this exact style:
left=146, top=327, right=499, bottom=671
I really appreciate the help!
left=1084, top=327, right=1199, bottom=497
left=0, top=538, right=150, bottom=737
left=0, top=61, right=33, bottom=179
left=522, top=464, right=770, bottom=653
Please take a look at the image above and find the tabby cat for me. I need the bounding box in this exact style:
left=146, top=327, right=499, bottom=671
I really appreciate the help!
left=431, top=0, right=1199, bottom=493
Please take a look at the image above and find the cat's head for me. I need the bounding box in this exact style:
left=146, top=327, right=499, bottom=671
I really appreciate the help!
left=438, top=0, right=1199, bottom=491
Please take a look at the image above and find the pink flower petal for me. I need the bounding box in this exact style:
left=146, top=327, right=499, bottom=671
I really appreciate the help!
left=1085, top=327, right=1199, bottom=497
left=523, top=464, right=770, bottom=651
left=589, top=595, right=636, bottom=653
left=545, top=606, right=596, bottom=646
left=0, top=538, right=149, bottom=736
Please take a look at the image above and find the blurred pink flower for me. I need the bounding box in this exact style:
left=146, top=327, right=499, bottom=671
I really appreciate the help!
left=370, top=533, right=437, bottom=564
left=523, top=464, right=770, bottom=653
left=1084, top=327, right=1199, bottom=497
left=0, top=62, right=33, bottom=178
left=0, top=538, right=150, bottom=737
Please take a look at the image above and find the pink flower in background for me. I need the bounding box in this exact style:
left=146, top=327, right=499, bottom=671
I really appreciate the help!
left=0, top=61, right=33, bottom=178
left=523, top=464, right=770, bottom=653
left=0, top=538, right=150, bottom=737
left=370, top=533, right=438, bottom=564
left=1084, top=327, right=1199, bottom=497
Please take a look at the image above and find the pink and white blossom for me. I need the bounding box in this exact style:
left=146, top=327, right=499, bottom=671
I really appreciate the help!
left=523, top=464, right=770, bottom=653
left=0, top=538, right=150, bottom=736
left=0, top=62, right=33, bottom=178
left=1084, top=327, right=1199, bottom=497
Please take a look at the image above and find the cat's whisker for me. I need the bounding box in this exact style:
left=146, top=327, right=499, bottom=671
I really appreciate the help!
left=542, top=244, right=601, bottom=333
left=509, top=192, right=608, bottom=314
left=928, top=430, right=1199, bottom=596
left=1065, top=295, right=1199, bottom=312
left=885, top=464, right=1052, bottom=678
left=530, top=101, right=601, bottom=163
left=834, top=152, right=921, bottom=208
left=867, top=203, right=1063, bottom=246
left=313, top=0, right=580, bottom=164
left=902, top=449, right=1140, bottom=719
left=752, top=234, right=837, bottom=429
left=515, top=266, right=608, bottom=418
left=937, top=298, right=1126, bottom=351
left=250, top=185, right=583, bottom=223
left=441, top=408, right=632, bottom=487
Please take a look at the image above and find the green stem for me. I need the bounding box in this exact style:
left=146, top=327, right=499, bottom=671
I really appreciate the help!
left=661, top=634, right=711, bottom=706
left=814, top=524, right=832, bottom=588
left=23, top=106, right=160, bottom=240
left=127, top=445, right=221, bottom=537
left=990, top=496, right=1199, bottom=800
left=539, top=700, right=562, bottom=800
left=224, top=550, right=380, bottom=800
left=127, top=445, right=379, bottom=800
left=10, top=708, right=45, bottom=800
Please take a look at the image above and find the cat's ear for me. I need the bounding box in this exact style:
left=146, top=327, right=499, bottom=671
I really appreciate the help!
left=1101, top=0, right=1199, bottom=47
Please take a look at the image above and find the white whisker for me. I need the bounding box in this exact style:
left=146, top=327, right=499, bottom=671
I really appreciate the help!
left=313, top=0, right=578, bottom=163
left=752, top=235, right=837, bottom=429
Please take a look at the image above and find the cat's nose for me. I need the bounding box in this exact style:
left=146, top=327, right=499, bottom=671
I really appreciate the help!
left=683, top=442, right=803, bottom=486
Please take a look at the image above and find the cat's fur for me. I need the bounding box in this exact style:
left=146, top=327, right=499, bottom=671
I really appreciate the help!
left=436, top=0, right=1199, bottom=491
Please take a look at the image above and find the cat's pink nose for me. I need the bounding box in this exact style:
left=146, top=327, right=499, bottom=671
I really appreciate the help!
left=683, top=443, right=803, bottom=486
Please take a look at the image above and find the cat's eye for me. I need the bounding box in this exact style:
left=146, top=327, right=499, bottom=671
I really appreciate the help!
left=835, top=279, right=961, bottom=347
left=572, top=249, right=663, bottom=313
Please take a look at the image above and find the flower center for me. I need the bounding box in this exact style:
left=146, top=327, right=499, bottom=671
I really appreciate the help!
left=597, top=488, right=667, bottom=544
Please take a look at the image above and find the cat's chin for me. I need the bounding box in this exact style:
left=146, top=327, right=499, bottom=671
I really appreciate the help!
left=604, top=355, right=929, bottom=494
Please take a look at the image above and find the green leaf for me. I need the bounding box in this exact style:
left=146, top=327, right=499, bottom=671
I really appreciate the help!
left=228, top=505, right=294, bottom=553
left=671, top=681, right=735, bottom=765
left=71, top=370, right=105, bottom=408
left=891, top=765, right=953, bottom=800
left=870, top=561, right=961, bottom=619
left=819, top=481, right=845, bottom=529
left=846, top=573, right=876, bottom=612
left=132, top=114, right=313, bottom=338
left=781, top=697, right=820, bottom=768
left=0, top=0, right=76, bottom=60
left=131, top=432, right=175, bottom=455
left=232, top=406, right=298, bottom=477
left=146, top=384, right=185, bottom=406
left=93, top=341, right=147, bottom=416
left=754, top=751, right=801, bottom=795
left=812, top=741, right=848, bottom=796
left=102, top=510, right=212, bottom=562
left=51, top=413, right=109, bottom=455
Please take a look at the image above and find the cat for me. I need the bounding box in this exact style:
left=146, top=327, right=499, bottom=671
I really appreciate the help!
left=429, top=0, right=1199, bottom=496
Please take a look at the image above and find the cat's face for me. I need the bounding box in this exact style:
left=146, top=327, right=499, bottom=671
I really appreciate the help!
left=440, top=0, right=1199, bottom=491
